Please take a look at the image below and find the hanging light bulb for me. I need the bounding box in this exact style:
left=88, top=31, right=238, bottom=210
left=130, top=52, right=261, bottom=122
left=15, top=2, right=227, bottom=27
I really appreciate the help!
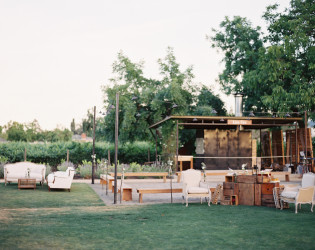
left=249, top=111, right=255, bottom=117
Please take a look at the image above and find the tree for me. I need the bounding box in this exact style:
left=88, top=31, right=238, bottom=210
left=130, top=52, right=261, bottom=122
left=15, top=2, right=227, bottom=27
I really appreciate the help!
left=210, top=0, right=315, bottom=118
left=6, top=121, right=27, bottom=142
left=101, top=48, right=197, bottom=144
left=70, top=119, right=76, bottom=133
left=194, top=86, right=227, bottom=116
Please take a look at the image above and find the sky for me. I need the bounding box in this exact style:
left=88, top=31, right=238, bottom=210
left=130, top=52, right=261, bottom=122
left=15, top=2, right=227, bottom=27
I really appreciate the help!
left=0, top=0, right=291, bottom=130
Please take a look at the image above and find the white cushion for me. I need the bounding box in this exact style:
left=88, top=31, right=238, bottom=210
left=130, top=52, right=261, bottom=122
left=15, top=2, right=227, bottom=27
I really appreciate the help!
left=47, top=174, right=55, bottom=183
left=29, top=173, right=43, bottom=179
left=188, top=187, right=209, bottom=194
left=281, top=191, right=297, bottom=199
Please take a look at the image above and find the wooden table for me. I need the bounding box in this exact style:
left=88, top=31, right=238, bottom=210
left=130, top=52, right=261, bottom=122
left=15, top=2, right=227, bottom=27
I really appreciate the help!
left=110, top=172, right=169, bottom=183
left=18, top=178, right=36, bottom=190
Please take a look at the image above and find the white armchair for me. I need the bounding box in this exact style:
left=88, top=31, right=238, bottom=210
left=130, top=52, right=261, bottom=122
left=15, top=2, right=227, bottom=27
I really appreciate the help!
left=47, top=167, right=75, bottom=192
left=181, top=169, right=211, bottom=207
left=280, top=173, right=315, bottom=213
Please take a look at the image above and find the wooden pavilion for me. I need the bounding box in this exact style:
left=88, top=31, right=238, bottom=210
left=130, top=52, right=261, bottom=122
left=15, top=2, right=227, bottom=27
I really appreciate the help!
left=149, top=115, right=314, bottom=172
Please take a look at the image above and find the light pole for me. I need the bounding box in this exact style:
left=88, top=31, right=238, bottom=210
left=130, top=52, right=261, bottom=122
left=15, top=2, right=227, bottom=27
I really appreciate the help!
left=92, top=106, right=96, bottom=184
left=167, top=158, right=173, bottom=203
left=114, top=93, right=119, bottom=204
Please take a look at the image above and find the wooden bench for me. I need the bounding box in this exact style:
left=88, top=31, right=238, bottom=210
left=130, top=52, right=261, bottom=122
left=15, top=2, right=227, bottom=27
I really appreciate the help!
left=270, top=172, right=291, bottom=182
left=111, top=181, right=132, bottom=201
left=110, top=172, right=169, bottom=183
left=100, top=174, right=114, bottom=189
left=136, top=188, right=182, bottom=203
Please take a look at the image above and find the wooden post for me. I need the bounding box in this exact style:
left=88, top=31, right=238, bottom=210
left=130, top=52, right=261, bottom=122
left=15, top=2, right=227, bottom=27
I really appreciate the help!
left=108, top=149, right=111, bottom=166
left=155, top=129, right=158, bottom=165
left=148, top=148, right=150, bottom=162
left=92, top=106, right=96, bottom=184
left=114, top=93, right=119, bottom=204
left=24, top=148, right=27, bottom=161
left=176, top=120, right=179, bottom=172
left=295, top=123, right=298, bottom=168
left=304, top=111, right=307, bottom=168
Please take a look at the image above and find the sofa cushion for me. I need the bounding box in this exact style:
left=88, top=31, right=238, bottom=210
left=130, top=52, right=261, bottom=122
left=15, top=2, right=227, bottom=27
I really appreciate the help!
left=188, top=187, right=209, bottom=194
left=281, top=191, right=297, bottom=199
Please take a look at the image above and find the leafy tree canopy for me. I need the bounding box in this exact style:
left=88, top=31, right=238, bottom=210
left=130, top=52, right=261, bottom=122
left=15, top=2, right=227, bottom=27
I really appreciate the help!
left=210, top=0, right=315, bottom=119
left=99, top=48, right=226, bottom=147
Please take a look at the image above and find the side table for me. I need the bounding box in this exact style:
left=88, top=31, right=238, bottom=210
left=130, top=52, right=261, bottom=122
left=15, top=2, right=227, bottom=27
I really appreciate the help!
left=18, top=178, right=36, bottom=190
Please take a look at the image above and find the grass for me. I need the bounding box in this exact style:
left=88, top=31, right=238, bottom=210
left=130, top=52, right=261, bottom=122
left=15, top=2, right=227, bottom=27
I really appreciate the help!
left=1, top=183, right=315, bottom=249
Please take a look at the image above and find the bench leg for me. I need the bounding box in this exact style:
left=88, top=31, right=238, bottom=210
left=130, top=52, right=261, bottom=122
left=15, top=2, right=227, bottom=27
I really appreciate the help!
left=285, top=174, right=290, bottom=182
left=139, top=193, right=143, bottom=203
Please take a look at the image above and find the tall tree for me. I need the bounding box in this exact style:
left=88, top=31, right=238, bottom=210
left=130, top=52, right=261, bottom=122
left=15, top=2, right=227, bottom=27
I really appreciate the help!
left=210, top=0, right=315, bottom=118
left=101, top=48, right=197, bottom=144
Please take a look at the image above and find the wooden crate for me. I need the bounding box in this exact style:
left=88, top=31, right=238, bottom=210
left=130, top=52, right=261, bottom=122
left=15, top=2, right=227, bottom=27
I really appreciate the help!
left=231, top=195, right=239, bottom=206
left=225, top=175, right=235, bottom=183
left=18, top=178, right=36, bottom=190
left=237, top=175, right=256, bottom=184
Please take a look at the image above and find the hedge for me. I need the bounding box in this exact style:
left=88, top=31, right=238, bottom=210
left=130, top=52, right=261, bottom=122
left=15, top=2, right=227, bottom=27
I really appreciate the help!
left=0, top=141, right=158, bottom=167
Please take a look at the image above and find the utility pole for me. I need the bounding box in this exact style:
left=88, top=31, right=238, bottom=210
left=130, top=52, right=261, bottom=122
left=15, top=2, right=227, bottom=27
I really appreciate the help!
left=114, top=93, right=119, bottom=204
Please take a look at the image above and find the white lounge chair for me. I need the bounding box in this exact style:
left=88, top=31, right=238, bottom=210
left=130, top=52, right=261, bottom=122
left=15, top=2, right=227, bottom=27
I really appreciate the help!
left=280, top=173, right=315, bottom=213
left=181, top=169, right=211, bottom=207
left=47, top=167, right=75, bottom=192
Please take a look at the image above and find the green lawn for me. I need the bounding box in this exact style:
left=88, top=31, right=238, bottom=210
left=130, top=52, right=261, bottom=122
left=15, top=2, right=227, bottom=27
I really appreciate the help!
left=1, top=183, right=314, bottom=249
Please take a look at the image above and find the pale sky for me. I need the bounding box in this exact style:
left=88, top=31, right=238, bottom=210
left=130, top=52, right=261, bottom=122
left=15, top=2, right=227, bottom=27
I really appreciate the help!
left=0, top=0, right=290, bottom=130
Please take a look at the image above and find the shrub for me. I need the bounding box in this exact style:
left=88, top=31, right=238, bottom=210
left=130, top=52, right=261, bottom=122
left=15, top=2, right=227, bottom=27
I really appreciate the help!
left=77, top=161, right=92, bottom=178
left=0, top=155, right=8, bottom=178
left=57, top=160, right=75, bottom=171
left=0, top=141, right=159, bottom=167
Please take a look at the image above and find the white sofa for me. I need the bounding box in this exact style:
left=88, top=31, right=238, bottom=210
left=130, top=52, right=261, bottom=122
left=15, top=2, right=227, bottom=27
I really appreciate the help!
left=47, top=167, right=75, bottom=192
left=4, top=162, right=46, bottom=186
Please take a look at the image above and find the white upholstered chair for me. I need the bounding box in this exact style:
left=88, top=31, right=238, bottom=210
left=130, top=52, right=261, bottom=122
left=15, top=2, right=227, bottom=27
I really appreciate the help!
left=280, top=173, right=315, bottom=213
left=181, top=169, right=211, bottom=207
left=47, top=167, right=75, bottom=192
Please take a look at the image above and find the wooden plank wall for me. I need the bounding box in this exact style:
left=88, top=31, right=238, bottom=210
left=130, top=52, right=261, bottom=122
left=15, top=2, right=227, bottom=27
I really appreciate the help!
left=261, top=131, right=273, bottom=168
left=204, top=129, right=252, bottom=170
left=271, top=130, right=285, bottom=165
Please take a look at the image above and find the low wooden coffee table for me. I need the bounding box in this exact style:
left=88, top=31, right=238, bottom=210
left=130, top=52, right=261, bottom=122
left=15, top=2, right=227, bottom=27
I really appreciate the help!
left=18, top=178, right=36, bottom=190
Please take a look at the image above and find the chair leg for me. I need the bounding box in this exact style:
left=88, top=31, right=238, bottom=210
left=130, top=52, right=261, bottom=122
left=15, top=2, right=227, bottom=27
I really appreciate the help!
left=200, top=197, right=202, bottom=204
left=311, top=202, right=314, bottom=212
left=186, top=197, right=189, bottom=207
left=295, top=203, right=298, bottom=214
left=208, top=196, right=210, bottom=206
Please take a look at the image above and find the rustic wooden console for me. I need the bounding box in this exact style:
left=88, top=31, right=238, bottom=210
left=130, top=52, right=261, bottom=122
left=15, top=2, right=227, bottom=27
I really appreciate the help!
left=18, top=178, right=36, bottom=190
